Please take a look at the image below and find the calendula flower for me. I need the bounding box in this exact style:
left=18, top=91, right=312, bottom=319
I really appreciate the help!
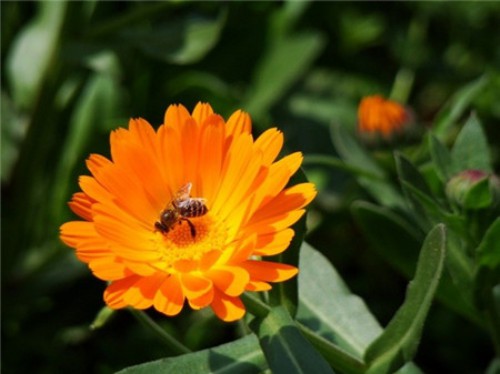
left=60, top=102, right=316, bottom=322
left=357, top=95, right=409, bottom=138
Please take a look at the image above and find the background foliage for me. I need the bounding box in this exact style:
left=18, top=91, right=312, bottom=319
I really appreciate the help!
left=2, top=2, right=499, bottom=373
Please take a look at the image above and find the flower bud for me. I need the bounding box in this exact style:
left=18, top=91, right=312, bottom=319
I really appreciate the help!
left=357, top=95, right=415, bottom=146
left=446, top=170, right=500, bottom=209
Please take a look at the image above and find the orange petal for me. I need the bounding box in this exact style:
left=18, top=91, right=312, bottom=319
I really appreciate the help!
left=223, top=233, right=257, bottom=264
left=225, top=109, right=252, bottom=139
left=79, top=175, right=113, bottom=204
left=60, top=221, right=118, bottom=266
left=60, top=221, right=96, bottom=248
left=92, top=203, right=159, bottom=262
left=164, top=104, right=191, bottom=128
left=109, top=121, right=166, bottom=212
left=153, top=274, right=185, bottom=316
left=157, top=124, right=184, bottom=198
left=180, top=118, right=202, bottom=188
left=86, top=153, right=112, bottom=174
left=88, top=256, right=131, bottom=280
left=173, top=259, right=198, bottom=273
left=179, top=273, right=213, bottom=300
left=210, top=289, right=245, bottom=322
left=90, top=162, right=159, bottom=224
left=68, top=192, right=94, bottom=221
left=217, top=152, right=264, bottom=231
left=249, top=183, right=317, bottom=224
left=243, top=210, right=305, bottom=236
left=121, top=259, right=157, bottom=277
left=123, top=273, right=166, bottom=309
left=244, top=152, right=304, bottom=220
left=128, top=118, right=158, bottom=151
left=211, top=133, right=261, bottom=223
left=75, top=237, right=110, bottom=262
left=253, top=128, right=283, bottom=166
left=241, top=260, right=298, bottom=283
left=197, top=115, right=225, bottom=204
left=187, top=287, right=214, bottom=310
left=199, top=250, right=224, bottom=271
left=252, top=228, right=295, bottom=257
left=245, top=280, right=272, bottom=292
left=191, top=102, right=214, bottom=126
left=207, top=266, right=249, bottom=297
left=104, top=275, right=141, bottom=309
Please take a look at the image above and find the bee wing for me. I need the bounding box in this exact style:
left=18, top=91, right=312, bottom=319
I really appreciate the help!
left=190, top=197, right=206, bottom=204
left=175, top=182, right=192, bottom=200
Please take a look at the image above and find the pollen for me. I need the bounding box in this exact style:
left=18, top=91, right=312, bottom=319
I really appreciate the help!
left=153, top=214, right=228, bottom=271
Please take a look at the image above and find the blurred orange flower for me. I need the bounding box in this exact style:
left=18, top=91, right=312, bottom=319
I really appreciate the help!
left=357, top=95, right=409, bottom=138
left=60, top=102, right=316, bottom=322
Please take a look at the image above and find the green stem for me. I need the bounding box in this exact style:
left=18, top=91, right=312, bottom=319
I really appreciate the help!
left=241, top=292, right=271, bottom=318
left=298, top=324, right=366, bottom=374
left=129, top=309, right=191, bottom=355
left=303, top=154, right=385, bottom=181
left=242, top=293, right=366, bottom=374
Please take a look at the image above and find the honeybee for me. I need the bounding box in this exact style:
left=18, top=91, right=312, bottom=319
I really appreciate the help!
left=155, top=182, right=208, bottom=238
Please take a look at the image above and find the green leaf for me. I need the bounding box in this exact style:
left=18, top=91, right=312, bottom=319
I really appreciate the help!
left=331, top=123, right=384, bottom=179
left=124, top=10, right=227, bottom=65
left=462, top=176, right=493, bottom=209
left=473, top=266, right=500, bottom=315
left=432, top=75, right=489, bottom=140
left=428, top=134, right=453, bottom=182
left=243, top=291, right=366, bottom=374
left=331, top=123, right=405, bottom=209
left=51, top=70, right=124, bottom=222
left=351, top=201, right=422, bottom=277
left=297, top=242, right=382, bottom=358
left=352, top=201, right=479, bottom=326
left=6, top=1, right=67, bottom=109
left=364, top=224, right=447, bottom=374
left=244, top=32, right=325, bottom=122
left=270, top=1, right=311, bottom=38
left=117, top=334, right=267, bottom=374
left=89, top=306, right=115, bottom=330
left=296, top=243, right=423, bottom=374
left=339, top=11, right=385, bottom=54
left=476, top=218, right=500, bottom=270
left=486, top=358, right=500, bottom=374
left=1, top=91, right=28, bottom=182
left=395, top=154, right=467, bottom=234
left=395, top=152, right=433, bottom=196
left=250, top=305, right=334, bottom=374
left=450, top=113, right=492, bottom=174
left=395, top=153, right=439, bottom=230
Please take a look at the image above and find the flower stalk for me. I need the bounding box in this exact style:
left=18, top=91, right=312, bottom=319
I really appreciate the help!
left=129, top=309, right=191, bottom=355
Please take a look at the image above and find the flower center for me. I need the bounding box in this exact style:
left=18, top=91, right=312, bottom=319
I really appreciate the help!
left=153, top=213, right=228, bottom=272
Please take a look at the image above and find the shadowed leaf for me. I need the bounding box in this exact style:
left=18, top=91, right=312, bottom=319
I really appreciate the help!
left=365, top=224, right=447, bottom=374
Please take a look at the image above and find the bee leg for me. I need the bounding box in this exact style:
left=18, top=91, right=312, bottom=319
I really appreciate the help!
left=155, top=222, right=167, bottom=234
left=182, top=218, right=197, bottom=238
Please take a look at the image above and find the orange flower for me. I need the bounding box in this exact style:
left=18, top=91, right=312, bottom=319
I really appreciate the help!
left=60, top=102, right=316, bottom=322
left=357, top=95, right=409, bottom=137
